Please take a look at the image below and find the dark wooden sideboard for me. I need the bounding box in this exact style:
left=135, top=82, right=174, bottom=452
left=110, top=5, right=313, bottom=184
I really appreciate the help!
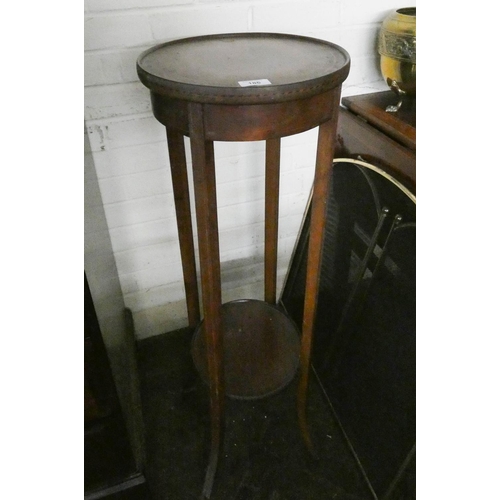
left=84, top=275, right=151, bottom=499
left=337, top=91, right=416, bottom=192
left=279, top=91, right=416, bottom=499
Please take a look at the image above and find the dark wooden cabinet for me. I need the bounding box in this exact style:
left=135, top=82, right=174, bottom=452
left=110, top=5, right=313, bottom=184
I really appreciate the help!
left=337, top=91, right=415, bottom=193
left=85, top=275, right=150, bottom=500
left=280, top=92, right=416, bottom=500
left=85, top=126, right=150, bottom=499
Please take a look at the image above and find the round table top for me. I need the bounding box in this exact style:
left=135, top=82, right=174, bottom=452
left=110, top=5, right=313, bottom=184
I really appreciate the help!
left=137, top=32, right=350, bottom=104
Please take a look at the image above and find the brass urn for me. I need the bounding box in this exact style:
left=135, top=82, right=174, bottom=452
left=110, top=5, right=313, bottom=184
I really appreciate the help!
left=378, top=7, right=416, bottom=112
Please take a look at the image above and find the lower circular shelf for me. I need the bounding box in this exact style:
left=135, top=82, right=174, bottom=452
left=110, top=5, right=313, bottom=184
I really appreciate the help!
left=191, top=299, right=301, bottom=400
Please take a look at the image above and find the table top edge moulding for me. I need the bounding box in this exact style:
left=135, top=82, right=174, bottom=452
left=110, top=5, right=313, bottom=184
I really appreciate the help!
left=137, top=32, right=350, bottom=104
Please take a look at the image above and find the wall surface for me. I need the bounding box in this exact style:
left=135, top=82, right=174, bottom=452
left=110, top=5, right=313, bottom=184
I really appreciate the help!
left=84, top=0, right=405, bottom=339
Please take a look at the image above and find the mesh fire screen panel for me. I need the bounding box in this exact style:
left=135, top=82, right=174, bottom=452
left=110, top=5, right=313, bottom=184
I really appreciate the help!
left=281, top=159, right=415, bottom=499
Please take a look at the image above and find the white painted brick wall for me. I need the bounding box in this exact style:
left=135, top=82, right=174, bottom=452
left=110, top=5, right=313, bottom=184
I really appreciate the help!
left=84, top=0, right=406, bottom=339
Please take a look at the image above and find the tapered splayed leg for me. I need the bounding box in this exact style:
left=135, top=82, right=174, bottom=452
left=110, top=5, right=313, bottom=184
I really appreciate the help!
left=188, top=103, right=225, bottom=499
left=297, top=88, right=341, bottom=456
left=166, top=128, right=200, bottom=327
left=264, top=138, right=281, bottom=304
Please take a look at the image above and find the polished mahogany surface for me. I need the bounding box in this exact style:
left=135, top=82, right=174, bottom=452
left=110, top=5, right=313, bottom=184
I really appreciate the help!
left=137, top=32, right=350, bottom=104
left=342, top=91, right=415, bottom=150
left=338, top=91, right=416, bottom=191
left=192, top=300, right=301, bottom=400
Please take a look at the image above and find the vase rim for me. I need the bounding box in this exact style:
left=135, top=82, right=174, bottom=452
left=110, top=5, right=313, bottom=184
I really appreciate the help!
left=396, top=7, right=416, bottom=17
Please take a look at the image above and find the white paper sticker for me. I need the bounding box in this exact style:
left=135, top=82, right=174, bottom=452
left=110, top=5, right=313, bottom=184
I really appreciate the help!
left=238, top=79, right=272, bottom=87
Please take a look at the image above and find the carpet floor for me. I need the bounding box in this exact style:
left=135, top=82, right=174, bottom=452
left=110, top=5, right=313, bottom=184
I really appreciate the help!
left=136, top=327, right=373, bottom=500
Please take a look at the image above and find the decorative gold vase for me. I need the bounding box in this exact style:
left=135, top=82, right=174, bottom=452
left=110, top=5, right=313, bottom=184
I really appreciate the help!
left=378, top=7, right=416, bottom=112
